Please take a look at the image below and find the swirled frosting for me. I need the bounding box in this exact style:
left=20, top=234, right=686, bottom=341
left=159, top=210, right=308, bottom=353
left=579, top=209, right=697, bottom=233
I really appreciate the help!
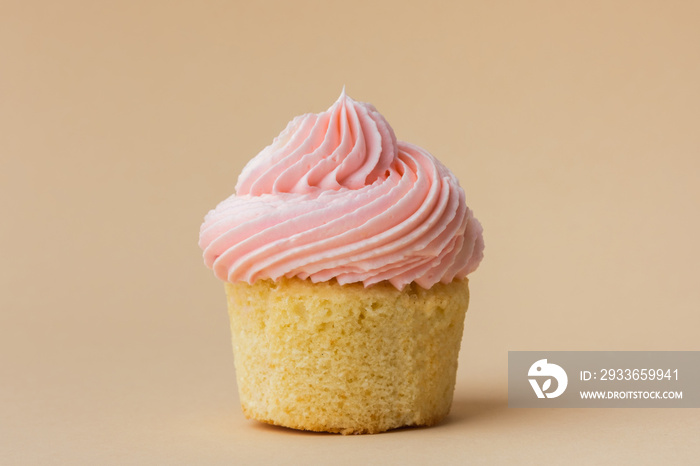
left=199, top=90, right=484, bottom=290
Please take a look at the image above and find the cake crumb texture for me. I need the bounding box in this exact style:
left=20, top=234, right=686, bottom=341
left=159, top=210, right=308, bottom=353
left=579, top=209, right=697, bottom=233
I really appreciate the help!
left=225, top=277, right=469, bottom=434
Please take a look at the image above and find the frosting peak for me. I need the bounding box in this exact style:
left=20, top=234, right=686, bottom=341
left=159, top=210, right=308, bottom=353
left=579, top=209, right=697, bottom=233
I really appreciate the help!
left=236, top=90, right=397, bottom=196
left=200, top=91, right=484, bottom=290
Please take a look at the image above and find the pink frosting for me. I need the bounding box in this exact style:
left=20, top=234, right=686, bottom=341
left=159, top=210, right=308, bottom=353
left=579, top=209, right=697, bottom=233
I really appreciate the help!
left=199, top=90, right=484, bottom=290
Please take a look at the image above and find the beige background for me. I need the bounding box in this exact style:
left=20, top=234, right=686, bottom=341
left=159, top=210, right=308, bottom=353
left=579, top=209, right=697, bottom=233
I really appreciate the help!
left=2, top=0, right=699, bottom=464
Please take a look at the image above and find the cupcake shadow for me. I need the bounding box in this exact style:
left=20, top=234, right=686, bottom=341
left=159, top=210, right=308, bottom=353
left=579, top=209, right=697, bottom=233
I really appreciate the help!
left=440, top=394, right=509, bottom=427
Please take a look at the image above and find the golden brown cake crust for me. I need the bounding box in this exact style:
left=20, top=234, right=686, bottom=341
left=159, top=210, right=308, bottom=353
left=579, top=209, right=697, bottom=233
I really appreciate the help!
left=225, top=278, right=469, bottom=435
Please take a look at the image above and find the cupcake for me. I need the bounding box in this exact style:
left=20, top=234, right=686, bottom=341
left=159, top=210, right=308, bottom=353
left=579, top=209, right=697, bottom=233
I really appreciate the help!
left=199, top=89, right=484, bottom=434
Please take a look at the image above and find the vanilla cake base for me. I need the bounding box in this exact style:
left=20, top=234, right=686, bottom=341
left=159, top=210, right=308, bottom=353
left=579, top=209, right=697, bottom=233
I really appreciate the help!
left=224, top=277, right=469, bottom=434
